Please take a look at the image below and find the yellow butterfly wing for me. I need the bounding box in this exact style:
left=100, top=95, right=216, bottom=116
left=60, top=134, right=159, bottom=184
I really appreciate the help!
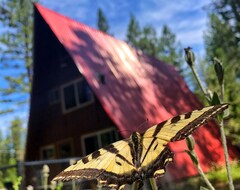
left=53, top=139, right=138, bottom=188
left=54, top=104, right=228, bottom=188
left=140, top=104, right=228, bottom=177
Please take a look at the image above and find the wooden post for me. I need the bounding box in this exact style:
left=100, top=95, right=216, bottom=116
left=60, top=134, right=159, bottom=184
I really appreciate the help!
left=42, top=165, right=50, bottom=190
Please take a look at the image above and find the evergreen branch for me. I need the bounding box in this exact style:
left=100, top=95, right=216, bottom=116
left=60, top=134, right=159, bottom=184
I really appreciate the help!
left=0, top=109, right=14, bottom=114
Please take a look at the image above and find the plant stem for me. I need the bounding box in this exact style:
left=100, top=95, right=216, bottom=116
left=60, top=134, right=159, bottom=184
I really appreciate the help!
left=191, top=62, right=234, bottom=190
left=185, top=48, right=234, bottom=189
left=186, top=136, right=215, bottom=190
left=131, top=182, right=138, bottom=190
left=149, top=178, right=158, bottom=190
left=72, top=179, right=76, bottom=190
left=187, top=65, right=215, bottom=189
left=219, top=82, right=234, bottom=190
left=220, top=82, right=224, bottom=103
left=195, top=155, right=215, bottom=190
left=219, top=121, right=234, bottom=190
left=190, top=66, right=211, bottom=101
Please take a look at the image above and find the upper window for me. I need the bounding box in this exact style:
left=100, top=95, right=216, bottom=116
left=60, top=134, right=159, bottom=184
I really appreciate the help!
left=81, top=128, right=119, bottom=155
left=62, top=78, right=94, bottom=113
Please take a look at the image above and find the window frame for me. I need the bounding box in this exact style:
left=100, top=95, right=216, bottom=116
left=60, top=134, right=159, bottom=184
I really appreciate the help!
left=40, top=144, right=56, bottom=160
left=61, top=78, right=94, bottom=113
left=56, top=138, right=74, bottom=158
left=81, top=127, right=119, bottom=156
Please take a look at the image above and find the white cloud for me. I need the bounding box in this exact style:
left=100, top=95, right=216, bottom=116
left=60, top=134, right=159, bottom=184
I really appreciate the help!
left=177, top=29, right=204, bottom=46
left=174, top=17, right=207, bottom=31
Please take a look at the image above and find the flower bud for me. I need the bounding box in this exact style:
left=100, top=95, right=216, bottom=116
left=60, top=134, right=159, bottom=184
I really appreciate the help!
left=186, top=135, right=195, bottom=151
left=213, top=57, right=224, bottom=86
left=184, top=47, right=195, bottom=67
left=185, top=150, right=199, bottom=166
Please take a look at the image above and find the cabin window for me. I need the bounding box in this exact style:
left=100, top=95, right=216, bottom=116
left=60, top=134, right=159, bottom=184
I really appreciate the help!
left=81, top=128, right=119, bottom=155
left=63, top=84, right=76, bottom=109
left=40, top=145, right=55, bottom=160
left=57, top=140, right=74, bottom=158
left=77, top=80, right=93, bottom=104
left=48, top=88, right=60, bottom=105
left=84, top=136, right=99, bottom=155
left=56, top=139, right=74, bottom=169
left=62, top=78, right=93, bottom=112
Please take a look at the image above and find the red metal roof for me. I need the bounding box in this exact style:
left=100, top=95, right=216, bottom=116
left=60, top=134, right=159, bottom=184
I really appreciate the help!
left=34, top=3, right=237, bottom=180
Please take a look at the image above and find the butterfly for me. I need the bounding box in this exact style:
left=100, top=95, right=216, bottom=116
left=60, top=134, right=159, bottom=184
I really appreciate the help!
left=53, top=104, right=228, bottom=189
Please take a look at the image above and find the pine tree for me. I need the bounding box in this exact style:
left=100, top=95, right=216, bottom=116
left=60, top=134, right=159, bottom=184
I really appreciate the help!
left=138, top=25, right=158, bottom=57
left=126, top=14, right=141, bottom=47
left=211, top=0, right=240, bottom=47
left=0, top=1, right=33, bottom=183
left=0, top=130, right=5, bottom=164
left=0, top=0, right=35, bottom=115
left=0, top=119, right=23, bottom=187
left=97, top=8, right=109, bottom=34
left=157, top=25, right=183, bottom=69
left=204, top=1, right=240, bottom=143
left=0, top=136, right=10, bottom=167
left=126, top=16, right=183, bottom=71
left=9, top=118, right=24, bottom=161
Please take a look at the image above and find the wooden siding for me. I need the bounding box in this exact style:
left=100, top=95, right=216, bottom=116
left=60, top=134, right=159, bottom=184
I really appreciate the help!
left=26, top=7, right=115, bottom=162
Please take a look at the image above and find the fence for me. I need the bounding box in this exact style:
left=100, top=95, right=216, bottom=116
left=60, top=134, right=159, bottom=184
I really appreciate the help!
left=0, top=157, right=81, bottom=190
left=0, top=158, right=156, bottom=190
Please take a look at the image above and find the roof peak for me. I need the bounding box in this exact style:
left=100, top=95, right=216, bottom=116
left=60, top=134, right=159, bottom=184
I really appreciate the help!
left=34, top=3, right=119, bottom=43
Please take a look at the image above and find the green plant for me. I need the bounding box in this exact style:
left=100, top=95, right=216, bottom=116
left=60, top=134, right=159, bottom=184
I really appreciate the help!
left=184, top=47, right=234, bottom=190
left=207, top=162, right=240, bottom=184
left=55, top=182, right=63, bottom=190
left=13, top=176, right=22, bottom=190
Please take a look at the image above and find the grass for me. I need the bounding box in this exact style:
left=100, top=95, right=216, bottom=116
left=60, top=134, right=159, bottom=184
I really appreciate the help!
left=207, top=161, right=240, bottom=189
left=160, top=161, right=240, bottom=190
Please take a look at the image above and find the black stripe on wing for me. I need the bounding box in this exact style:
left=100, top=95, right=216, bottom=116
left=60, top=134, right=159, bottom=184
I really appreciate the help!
left=55, top=168, right=140, bottom=188
left=103, top=144, right=134, bottom=166
left=171, top=104, right=228, bottom=141
left=54, top=140, right=138, bottom=188
left=143, top=146, right=173, bottom=178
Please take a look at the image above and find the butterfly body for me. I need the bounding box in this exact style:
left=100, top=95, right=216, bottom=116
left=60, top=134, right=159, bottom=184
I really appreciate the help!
left=53, top=104, right=228, bottom=189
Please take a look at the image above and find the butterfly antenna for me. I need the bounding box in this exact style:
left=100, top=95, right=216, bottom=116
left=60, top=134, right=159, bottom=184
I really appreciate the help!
left=138, top=118, right=149, bottom=128
left=135, top=118, right=149, bottom=134
left=118, top=129, right=132, bottom=136
left=118, top=119, right=149, bottom=136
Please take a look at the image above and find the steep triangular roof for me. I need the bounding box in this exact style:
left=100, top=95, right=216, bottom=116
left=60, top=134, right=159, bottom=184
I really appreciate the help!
left=34, top=3, right=201, bottom=136
left=34, top=3, right=236, bottom=180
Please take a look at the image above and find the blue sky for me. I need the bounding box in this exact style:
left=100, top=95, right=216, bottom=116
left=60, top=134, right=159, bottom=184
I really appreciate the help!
left=0, top=0, right=211, bottom=135
left=41, top=0, right=210, bottom=54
